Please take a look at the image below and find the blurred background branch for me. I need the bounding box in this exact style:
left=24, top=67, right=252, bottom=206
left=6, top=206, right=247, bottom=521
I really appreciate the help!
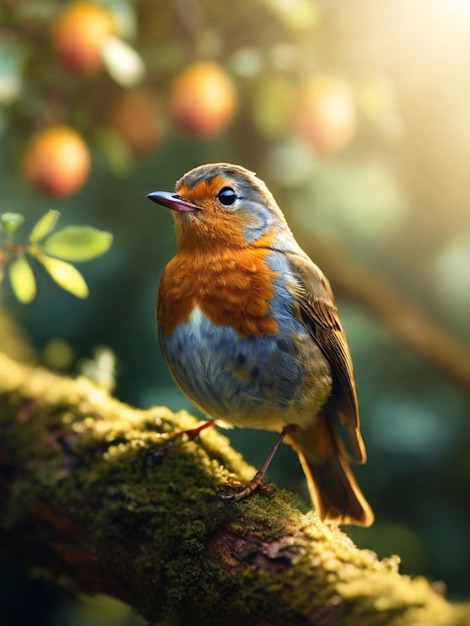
left=308, top=236, right=470, bottom=393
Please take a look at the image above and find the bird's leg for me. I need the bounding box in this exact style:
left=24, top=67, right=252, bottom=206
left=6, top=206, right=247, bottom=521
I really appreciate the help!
left=148, top=419, right=217, bottom=464
left=219, top=424, right=294, bottom=503
left=175, top=419, right=217, bottom=442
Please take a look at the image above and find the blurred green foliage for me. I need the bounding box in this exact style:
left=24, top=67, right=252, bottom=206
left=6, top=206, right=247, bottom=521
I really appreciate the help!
left=1, top=0, right=470, bottom=624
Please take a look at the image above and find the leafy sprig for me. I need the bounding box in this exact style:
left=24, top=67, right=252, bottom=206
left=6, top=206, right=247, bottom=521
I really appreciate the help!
left=0, top=210, right=112, bottom=303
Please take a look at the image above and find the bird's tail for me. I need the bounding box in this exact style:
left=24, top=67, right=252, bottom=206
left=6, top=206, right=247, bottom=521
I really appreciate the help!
left=287, top=415, right=374, bottom=526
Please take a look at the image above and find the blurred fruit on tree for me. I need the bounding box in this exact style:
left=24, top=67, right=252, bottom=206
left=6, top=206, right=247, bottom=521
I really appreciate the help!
left=21, top=125, right=91, bottom=197
left=169, top=62, right=238, bottom=138
left=2, top=1, right=369, bottom=199
left=292, top=77, right=357, bottom=155
left=109, top=89, right=164, bottom=156
left=52, top=1, right=116, bottom=74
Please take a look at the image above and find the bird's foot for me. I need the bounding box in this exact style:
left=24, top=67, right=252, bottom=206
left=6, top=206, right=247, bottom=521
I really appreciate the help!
left=219, top=470, right=274, bottom=503
left=218, top=426, right=293, bottom=503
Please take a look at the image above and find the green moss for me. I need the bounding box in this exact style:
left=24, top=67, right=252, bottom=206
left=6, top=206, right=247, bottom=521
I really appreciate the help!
left=1, top=352, right=470, bottom=626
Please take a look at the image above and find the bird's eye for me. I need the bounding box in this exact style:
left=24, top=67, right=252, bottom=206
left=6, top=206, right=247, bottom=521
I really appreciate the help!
left=217, top=187, right=237, bottom=206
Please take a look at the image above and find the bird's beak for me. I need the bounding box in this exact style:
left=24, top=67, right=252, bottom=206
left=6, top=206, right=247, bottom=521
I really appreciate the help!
left=147, top=191, right=201, bottom=212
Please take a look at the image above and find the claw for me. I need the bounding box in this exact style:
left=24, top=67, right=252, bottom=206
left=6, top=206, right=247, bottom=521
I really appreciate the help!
left=145, top=439, right=175, bottom=467
left=217, top=426, right=293, bottom=504
left=218, top=469, right=266, bottom=503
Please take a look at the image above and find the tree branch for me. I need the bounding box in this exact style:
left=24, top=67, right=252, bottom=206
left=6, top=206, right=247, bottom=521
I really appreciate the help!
left=1, top=352, right=469, bottom=625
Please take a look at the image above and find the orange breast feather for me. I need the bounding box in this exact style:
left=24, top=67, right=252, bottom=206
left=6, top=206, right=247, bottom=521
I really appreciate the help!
left=158, top=245, right=279, bottom=338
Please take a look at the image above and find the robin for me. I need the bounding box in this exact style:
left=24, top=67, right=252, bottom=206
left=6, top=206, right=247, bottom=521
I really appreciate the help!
left=147, top=163, right=374, bottom=526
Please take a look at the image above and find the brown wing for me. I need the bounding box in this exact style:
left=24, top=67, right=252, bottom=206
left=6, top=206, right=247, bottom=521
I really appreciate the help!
left=286, top=250, right=366, bottom=463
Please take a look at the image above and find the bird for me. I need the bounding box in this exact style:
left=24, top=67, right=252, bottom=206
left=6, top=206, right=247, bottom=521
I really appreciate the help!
left=147, top=163, right=374, bottom=526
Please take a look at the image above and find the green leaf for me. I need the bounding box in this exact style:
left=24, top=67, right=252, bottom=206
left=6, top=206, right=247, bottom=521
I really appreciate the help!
left=29, top=210, right=60, bottom=243
left=1, top=212, right=24, bottom=235
left=43, top=226, right=113, bottom=261
left=8, top=257, right=36, bottom=303
left=38, top=254, right=89, bottom=299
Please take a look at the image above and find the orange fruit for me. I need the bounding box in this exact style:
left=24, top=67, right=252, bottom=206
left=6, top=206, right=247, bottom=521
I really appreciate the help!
left=292, top=77, right=356, bottom=155
left=170, top=62, right=238, bottom=138
left=22, top=125, right=91, bottom=197
left=52, top=1, right=115, bottom=74
left=109, top=89, right=164, bottom=156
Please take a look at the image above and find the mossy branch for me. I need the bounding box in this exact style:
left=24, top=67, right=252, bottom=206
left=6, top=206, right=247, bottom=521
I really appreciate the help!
left=0, top=352, right=469, bottom=626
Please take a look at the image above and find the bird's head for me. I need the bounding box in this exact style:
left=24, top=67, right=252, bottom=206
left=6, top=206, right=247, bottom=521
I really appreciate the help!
left=147, top=163, right=295, bottom=251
